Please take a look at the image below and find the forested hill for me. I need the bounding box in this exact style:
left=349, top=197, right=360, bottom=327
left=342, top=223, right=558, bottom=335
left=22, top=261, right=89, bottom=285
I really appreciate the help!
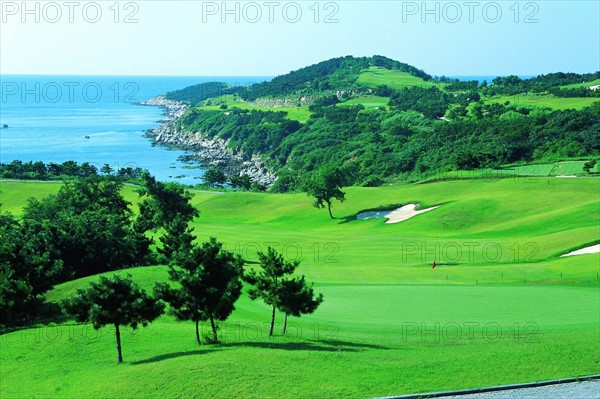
left=240, top=55, right=431, bottom=100
left=165, top=55, right=431, bottom=104
left=161, top=56, right=599, bottom=192
left=165, top=55, right=599, bottom=105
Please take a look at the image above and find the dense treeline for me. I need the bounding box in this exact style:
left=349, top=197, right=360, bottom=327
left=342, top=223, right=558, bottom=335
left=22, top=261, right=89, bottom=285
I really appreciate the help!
left=388, top=86, right=458, bottom=119
left=0, top=160, right=144, bottom=181
left=443, top=72, right=600, bottom=94
left=0, top=212, right=63, bottom=326
left=176, top=107, right=301, bottom=159
left=442, top=72, right=600, bottom=96
left=0, top=173, right=197, bottom=328
left=22, top=176, right=152, bottom=280
left=548, top=87, right=600, bottom=98
left=165, top=82, right=244, bottom=106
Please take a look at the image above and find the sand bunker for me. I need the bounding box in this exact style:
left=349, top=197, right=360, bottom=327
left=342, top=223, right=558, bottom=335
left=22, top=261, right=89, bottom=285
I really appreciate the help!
left=385, top=204, right=441, bottom=224
left=356, top=204, right=440, bottom=224
left=560, top=244, right=600, bottom=257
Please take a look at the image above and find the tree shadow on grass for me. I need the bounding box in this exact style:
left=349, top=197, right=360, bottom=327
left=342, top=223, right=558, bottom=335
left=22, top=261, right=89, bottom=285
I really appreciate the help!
left=131, top=348, right=222, bottom=365
left=131, top=339, right=393, bottom=365
left=221, top=339, right=393, bottom=352
left=315, top=339, right=393, bottom=350
left=221, top=341, right=358, bottom=352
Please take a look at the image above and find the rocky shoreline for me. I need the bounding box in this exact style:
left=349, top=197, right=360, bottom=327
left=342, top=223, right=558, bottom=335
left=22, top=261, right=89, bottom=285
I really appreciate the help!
left=139, top=96, right=277, bottom=187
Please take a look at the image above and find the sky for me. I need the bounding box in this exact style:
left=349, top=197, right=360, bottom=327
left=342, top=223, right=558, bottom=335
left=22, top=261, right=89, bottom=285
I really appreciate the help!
left=1, top=0, right=599, bottom=76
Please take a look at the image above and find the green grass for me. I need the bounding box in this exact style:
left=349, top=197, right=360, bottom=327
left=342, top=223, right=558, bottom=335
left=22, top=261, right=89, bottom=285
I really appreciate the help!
left=486, top=93, right=599, bottom=110
left=1, top=178, right=599, bottom=398
left=0, top=181, right=141, bottom=216
left=432, top=161, right=599, bottom=181
left=338, top=95, right=389, bottom=109
left=560, top=79, right=600, bottom=89
left=357, top=66, right=438, bottom=90
left=199, top=95, right=312, bottom=123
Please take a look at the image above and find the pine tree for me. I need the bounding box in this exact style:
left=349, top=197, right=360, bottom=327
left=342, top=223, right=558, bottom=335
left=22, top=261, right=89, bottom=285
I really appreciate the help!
left=61, top=274, right=163, bottom=363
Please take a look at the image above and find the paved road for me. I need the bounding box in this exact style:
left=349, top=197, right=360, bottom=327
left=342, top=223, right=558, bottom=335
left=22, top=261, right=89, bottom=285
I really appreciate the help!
left=443, top=380, right=599, bottom=399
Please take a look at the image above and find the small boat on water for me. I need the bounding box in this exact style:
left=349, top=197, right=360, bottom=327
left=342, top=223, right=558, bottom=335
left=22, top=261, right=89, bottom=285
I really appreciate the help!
left=1, top=124, right=8, bottom=129
left=84, top=135, right=90, bottom=139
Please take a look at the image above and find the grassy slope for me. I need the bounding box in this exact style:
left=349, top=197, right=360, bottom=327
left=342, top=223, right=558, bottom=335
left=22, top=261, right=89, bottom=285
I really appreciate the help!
left=485, top=93, right=599, bottom=110
left=192, top=68, right=600, bottom=121
left=435, top=161, right=599, bottom=180
left=1, top=179, right=599, bottom=398
left=0, top=181, right=141, bottom=216
left=560, top=78, right=600, bottom=89
left=337, top=95, right=390, bottom=109
left=199, top=95, right=312, bottom=123
left=356, top=66, right=438, bottom=90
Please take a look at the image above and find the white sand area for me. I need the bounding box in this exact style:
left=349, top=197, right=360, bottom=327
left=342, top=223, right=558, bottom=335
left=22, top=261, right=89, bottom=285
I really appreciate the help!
left=560, top=244, right=600, bottom=257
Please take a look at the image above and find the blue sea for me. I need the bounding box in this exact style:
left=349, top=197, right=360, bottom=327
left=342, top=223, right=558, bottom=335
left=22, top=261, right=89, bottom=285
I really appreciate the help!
left=0, top=75, right=267, bottom=184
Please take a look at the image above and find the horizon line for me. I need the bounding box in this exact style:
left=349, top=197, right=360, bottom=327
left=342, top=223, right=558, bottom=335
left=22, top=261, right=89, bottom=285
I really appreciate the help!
left=0, top=73, right=545, bottom=78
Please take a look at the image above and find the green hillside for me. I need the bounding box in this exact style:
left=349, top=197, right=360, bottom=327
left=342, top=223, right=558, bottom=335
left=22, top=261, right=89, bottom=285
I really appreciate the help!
left=156, top=57, right=600, bottom=192
left=356, top=66, right=438, bottom=90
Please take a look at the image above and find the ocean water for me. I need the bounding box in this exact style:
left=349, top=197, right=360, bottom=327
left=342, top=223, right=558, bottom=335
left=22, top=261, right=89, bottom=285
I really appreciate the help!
left=0, top=75, right=267, bottom=184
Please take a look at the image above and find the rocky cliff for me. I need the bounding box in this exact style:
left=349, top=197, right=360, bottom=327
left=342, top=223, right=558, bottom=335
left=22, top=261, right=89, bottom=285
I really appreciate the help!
left=140, top=96, right=277, bottom=187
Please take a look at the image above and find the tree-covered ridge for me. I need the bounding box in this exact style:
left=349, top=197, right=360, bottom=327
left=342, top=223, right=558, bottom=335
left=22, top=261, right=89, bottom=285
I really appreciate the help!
left=175, top=100, right=599, bottom=191
left=162, top=55, right=599, bottom=191
left=165, top=55, right=600, bottom=106
left=165, top=82, right=244, bottom=106
left=444, top=72, right=600, bottom=96
left=241, top=55, right=431, bottom=100
left=164, top=56, right=432, bottom=105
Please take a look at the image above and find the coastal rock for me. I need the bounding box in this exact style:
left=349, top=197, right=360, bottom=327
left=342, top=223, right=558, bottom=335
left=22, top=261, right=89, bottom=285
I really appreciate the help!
left=252, top=96, right=315, bottom=108
left=141, top=96, right=278, bottom=187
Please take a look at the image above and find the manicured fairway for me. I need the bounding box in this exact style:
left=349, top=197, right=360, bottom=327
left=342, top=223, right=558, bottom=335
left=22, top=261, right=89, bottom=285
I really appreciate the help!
left=0, top=177, right=598, bottom=398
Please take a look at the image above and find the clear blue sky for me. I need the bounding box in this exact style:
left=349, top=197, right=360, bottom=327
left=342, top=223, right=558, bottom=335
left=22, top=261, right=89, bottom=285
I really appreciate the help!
left=1, top=1, right=598, bottom=76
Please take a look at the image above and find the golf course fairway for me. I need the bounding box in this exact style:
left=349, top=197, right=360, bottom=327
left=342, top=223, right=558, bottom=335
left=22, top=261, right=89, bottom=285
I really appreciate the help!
left=0, top=177, right=598, bottom=398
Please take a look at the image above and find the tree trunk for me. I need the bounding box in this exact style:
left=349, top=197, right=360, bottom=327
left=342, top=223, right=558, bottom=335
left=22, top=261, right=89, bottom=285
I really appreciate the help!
left=195, top=319, right=201, bottom=345
left=209, top=315, right=218, bottom=343
left=269, top=305, right=276, bottom=336
left=327, top=202, right=333, bottom=219
left=115, top=324, right=123, bottom=364
left=282, top=313, right=288, bottom=335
